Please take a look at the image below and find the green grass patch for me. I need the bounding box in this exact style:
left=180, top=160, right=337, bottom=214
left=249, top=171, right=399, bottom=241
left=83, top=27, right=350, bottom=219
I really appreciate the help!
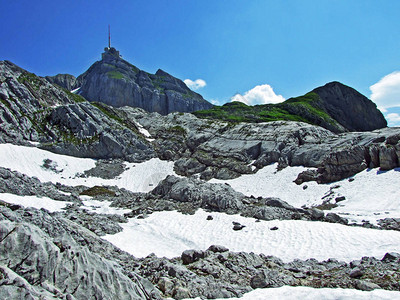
left=107, top=70, right=125, bottom=80
left=79, top=186, right=116, bottom=197
left=90, top=102, right=142, bottom=135
left=91, top=102, right=123, bottom=123
left=18, top=72, right=42, bottom=90
left=167, top=125, right=187, bottom=135
left=193, top=92, right=339, bottom=129
left=0, top=98, right=12, bottom=109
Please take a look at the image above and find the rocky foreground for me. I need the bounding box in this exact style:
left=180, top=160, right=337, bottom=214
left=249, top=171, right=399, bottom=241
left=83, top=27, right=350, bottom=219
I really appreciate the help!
left=1, top=59, right=400, bottom=299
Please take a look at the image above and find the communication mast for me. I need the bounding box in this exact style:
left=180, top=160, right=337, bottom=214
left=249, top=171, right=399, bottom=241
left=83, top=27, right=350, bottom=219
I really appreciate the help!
left=108, top=25, right=111, bottom=48
left=102, top=25, right=120, bottom=59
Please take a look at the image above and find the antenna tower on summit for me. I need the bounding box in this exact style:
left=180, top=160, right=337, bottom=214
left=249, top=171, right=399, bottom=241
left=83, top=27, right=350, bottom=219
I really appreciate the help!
left=108, top=25, right=111, bottom=48
left=102, top=25, right=120, bottom=59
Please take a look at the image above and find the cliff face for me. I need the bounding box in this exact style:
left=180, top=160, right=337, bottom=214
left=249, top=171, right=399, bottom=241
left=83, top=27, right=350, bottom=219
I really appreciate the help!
left=312, top=81, right=387, bottom=132
left=76, top=49, right=213, bottom=115
left=45, top=73, right=79, bottom=91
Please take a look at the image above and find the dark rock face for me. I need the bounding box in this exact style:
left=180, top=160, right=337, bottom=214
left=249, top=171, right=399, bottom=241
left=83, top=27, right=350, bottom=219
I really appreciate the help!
left=77, top=49, right=213, bottom=115
left=312, top=81, right=387, bottom=132
left=45, top=73, right=79, bottom=91
left=42, top=102, right=155, bottom=162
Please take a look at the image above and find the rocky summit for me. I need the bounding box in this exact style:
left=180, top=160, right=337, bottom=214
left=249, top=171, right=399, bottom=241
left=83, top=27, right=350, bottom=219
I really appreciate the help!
left=55, top=47, right=213, bottom=115
left=1, top=58, right=400, bottom=300
left=312, top=81, right=387, bottom=132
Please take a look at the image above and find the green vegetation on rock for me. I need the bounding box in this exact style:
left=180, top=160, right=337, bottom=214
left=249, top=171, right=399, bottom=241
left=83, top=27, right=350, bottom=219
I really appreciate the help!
left=90, top=102, right=142, bottom=137
left=193, top=92, right=341, bottom=131
left=91, top=102, right=124, bottom=124
left=80, top=186, right=116, bottom=197
left=107, top=70, right=125, bottom=80
left=167, top=125, right=187, bottom=135
left=18, top=72, right=42, bottom=90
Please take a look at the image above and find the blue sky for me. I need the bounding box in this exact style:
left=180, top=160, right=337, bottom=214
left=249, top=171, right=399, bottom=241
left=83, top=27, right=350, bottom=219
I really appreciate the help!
left=1, top=1, right=400, bottom=125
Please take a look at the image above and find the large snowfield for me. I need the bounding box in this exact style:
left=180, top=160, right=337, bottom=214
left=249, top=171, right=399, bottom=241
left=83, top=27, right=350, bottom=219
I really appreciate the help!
left=1, top=143, right=400, bottom=299
left=103, top=209, right=400, bottom=262
left=186, top=286, right=400, bottom=300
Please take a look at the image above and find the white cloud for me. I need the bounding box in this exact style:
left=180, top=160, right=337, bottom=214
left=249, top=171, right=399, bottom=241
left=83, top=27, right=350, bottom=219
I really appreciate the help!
left=386, top=113, right=400, bottom=127
left=210, top=99, right=220, bottom=105
left=370, top=71, right=400, bottom=110
left=230, top=84, right=285, bottom=105
left=184, top=78, right=206, bottom=90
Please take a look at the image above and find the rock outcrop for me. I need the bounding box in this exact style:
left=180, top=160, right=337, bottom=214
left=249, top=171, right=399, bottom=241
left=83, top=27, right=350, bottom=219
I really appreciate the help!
left=45, top=73, right=80, bottom=91
left=194, top=81, right=387, bottom=133
left=0, top=60, right=75, bottom=143
left=312, top=81, right=387, bottom=132
left=76, top=48, right=213, bottom=115
left=117, top=107, right=400, bottom=183
left=136, top=248, right=400, bottom=299
left=0, top=61, right=155, bottom=162
left=42, top=102, right=155, bottom=162
left=0, top=205, right=161, bottom=300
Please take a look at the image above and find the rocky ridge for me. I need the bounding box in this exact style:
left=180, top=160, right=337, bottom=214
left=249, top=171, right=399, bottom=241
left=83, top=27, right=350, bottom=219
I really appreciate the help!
left=45, top=73, right=80, bottom=91
left=193, top=82, right=387, bottom=133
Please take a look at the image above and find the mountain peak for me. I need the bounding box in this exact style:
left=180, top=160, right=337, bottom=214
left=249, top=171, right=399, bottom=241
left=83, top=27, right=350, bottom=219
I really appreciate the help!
left=75, top=51, right=212, bottom=115
left=312, top=81, right=387, bottom=131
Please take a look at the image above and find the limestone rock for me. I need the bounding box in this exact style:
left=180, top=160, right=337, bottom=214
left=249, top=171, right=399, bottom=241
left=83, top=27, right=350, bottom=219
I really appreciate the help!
left=42, top=102, right=155, bottom=162
left=0, top=219, right=155, bottom=299
left=45, top=73, right=79, bottom=91
left=77, top=50, right=213, bottom=115
left=181, top=249, right=205, bottom=265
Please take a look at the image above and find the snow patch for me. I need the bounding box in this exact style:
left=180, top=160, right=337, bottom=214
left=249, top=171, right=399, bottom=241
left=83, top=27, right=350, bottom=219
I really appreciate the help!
left=188, top=286, right=400, bottom=300
left=103, top=209, right=400, bottom=262
left=0, top=193, right=72, bottom=212
left=0, top=143, right=176, bottom=193
left=211, top=163, right=400, bottom=224
left=134, top=121, right=154, bottom=142
left=80, top=197, right=131, bottom=215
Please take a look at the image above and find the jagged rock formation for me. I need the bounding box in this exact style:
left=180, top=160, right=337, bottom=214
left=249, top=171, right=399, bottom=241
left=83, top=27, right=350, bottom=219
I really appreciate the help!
left=76, top=48, right=213, bottom=115
left=312, top=81, right=387, bottom=131
left=1, top=57, right=400, bottom=300
left=42, top=101, right=155, bottom=162
left=1, top=202, right=398, bottom=300
left=45, top=73, right=80, bottom=91
left=0, top=204, right=161, bottom=300
left=0, top=60, right=75, bottom=143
